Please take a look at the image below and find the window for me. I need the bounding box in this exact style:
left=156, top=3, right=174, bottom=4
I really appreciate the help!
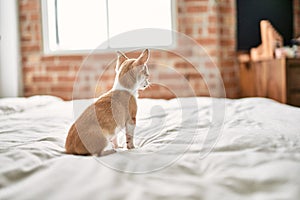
left=41, top=0, right=175, bottom=54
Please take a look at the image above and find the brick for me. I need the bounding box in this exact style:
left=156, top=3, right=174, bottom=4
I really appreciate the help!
left=205, top=61, right=217, bottom=68
left=198, top=28, right=203, bottom=34
left=208, top=16, right=218, bottom=23
left=89, top=53, right=115, bottom=61
left=20, top=1, right=39, bottom=11
left=21, top=34, right=32, bottom=42
left=70, top=65, right=82, bottom=72
left=178, top=7, right=183, bottom=14
left=219, top=6, right=233, bottom=14
left=196, top=38, right=218, bottom=46
left=41, top=56, right=57, bottom=62
left=185, top=27, right=193, bottom=35
left=32, top=75, right=53, bottom=82
left=33, top=23, right=41, bottom=33
left=58, top=56, right=84, bottom=62
left=187, top=72, right=203, bottom=79
left=175, top=62, right=190, bottom=69
left=220, top=28, right=231, bottom=35
left=98, top=74, right=114, bottom=81
left=165, top=51, right=180, bottom=58
left=123, top=51, right=140, bottom=59
left=73, top=85, right=91, bottom=92
left=23, top=66, right=35, bottom=72
left=220, top=39, right=235, bottom=46
left=220, top=60, right=235, bottom=68
left=187, top=5, right=208, bottom=13
left=30, top=13, right=40, bottom=21
left=182, top=17, right=203, bottom=24
left=19, top=13, right=27, bottom=21
left=207, top=82, right=217, bottom=90
left=219, top=15, right=235, bottom=25
left=208, top=27, right=218, bottom=34
left=51, top=86, right=74, bottom=92
left=185, top=0, right=208, bottom=2
left=57, top=76, right=77, bottom=82
left=150, top=51, right=165, bottom=58
left=21, top=44, right=40, bottom=52
left=27, top=55, right=40, bottom=63
left=20, top=24, right=30, bottom=32
left=207, top=49, right=219, bottom=57
left=158, top=73, right=182, bottom=80
left=24, top=86, right=35, bottom=93
left=46, top=65, right=72, bottom=72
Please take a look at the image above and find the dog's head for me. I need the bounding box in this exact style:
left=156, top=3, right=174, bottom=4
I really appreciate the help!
left=115, top=49, right=150, bottom=90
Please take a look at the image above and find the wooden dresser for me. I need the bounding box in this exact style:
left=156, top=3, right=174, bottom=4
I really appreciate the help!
left=286, top=58, right=300, bottom=106
left=238, top=20, right=300, bottom=107
left=239, top=58, right=300, bottom=107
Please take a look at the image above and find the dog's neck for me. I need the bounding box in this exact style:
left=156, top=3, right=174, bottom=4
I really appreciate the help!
left=112, top=76, right=139, bottom=98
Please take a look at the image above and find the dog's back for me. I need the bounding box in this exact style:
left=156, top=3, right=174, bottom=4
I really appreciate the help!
left=65, top=90, right=137, bottom=155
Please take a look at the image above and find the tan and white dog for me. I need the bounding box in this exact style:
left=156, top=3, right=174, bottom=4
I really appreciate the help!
left=65, top=49, right=150, bottom=156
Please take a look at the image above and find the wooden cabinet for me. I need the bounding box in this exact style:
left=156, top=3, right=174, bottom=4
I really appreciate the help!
left=287, top=59, right=300, bottom=106
left=239, top=58, right=300, bottom=107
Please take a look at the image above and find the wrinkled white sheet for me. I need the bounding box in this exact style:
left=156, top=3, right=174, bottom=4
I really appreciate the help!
left=0, top=96, right=300, bottom=200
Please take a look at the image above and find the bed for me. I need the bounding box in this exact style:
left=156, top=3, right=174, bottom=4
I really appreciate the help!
left=0, top=95, right=300, bottom=199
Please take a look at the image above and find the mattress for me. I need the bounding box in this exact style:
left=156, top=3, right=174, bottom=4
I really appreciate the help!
left=0, top=95, right=300, bottom=200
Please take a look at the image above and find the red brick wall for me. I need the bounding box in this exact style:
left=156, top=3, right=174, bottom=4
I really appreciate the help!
left=19, top=0, right=239, bottom=100
left=19, top=0, right=298, bottom=100
left=217, top=0, right=237, bottom=97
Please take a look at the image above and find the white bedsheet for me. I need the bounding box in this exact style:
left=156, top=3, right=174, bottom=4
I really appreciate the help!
left=0, top=96, right=300, bottom=200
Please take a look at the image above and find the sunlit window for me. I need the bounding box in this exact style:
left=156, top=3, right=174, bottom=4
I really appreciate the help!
left=41, top=0, right=175, bottom=54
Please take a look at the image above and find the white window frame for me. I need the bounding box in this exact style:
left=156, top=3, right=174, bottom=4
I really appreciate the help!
left=41, top=0, right=177, bottom=55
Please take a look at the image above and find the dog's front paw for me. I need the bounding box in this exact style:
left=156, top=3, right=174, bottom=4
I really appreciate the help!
left=126, top=134, right=135, bottom=149
left=111, top=136, right=119, bottom=149
left=127, top=142, right=135, bottom=149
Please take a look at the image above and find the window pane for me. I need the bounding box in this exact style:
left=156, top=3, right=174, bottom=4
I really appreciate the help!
left=108, top=0, right=173, bottom=48
left=56, top=0, right=108, bottom=50
left=45, top=0, right=58, bottom=51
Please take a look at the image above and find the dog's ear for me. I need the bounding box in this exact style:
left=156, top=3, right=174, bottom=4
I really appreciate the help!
left=135, top=49, right=150, bottom=65
left=116, top=51, right=128, bottom=72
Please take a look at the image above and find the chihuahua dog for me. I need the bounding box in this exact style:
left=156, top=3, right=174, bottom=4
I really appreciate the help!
left=65, top=49, right=150, bottom=156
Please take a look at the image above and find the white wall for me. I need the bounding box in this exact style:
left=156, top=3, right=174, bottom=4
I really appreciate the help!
left=0, top=0, right=22, bottom=97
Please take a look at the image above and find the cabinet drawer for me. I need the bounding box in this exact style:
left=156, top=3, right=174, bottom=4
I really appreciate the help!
left=287, top=65, right=300, bottom=90
left=288, top=93, right=300, bottom=107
